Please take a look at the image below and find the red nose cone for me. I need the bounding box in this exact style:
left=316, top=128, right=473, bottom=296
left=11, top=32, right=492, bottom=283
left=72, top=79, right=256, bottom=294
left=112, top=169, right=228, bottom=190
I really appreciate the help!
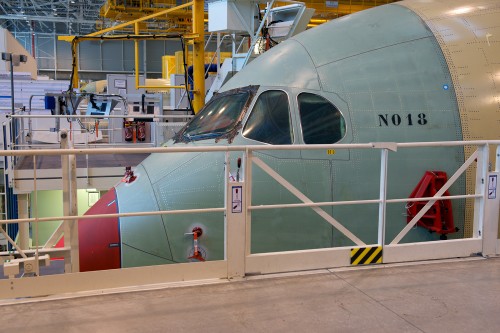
left=79, top=188, right=121, bottom=272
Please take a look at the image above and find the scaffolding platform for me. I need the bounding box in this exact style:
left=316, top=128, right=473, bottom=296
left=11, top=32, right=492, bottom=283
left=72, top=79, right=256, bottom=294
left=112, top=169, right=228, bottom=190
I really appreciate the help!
left=12, top=153, right=150, bottom=192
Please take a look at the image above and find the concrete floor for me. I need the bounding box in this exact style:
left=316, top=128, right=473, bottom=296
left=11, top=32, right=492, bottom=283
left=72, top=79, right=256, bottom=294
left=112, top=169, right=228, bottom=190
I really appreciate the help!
left=1, top=257, right=499, bottom=333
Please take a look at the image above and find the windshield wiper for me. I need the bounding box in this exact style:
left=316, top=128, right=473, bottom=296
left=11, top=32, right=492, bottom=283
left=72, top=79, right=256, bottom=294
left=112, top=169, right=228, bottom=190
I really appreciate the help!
left=183, top=132, right=225, bottom=141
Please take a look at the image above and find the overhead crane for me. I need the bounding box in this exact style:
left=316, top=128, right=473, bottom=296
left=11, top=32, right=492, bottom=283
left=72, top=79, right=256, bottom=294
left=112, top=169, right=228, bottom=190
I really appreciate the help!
left=97, top=0, right=399, bottom=33
left=60, top=0, right=207, bottom=113
left=98, top=0, right=194, bottom=33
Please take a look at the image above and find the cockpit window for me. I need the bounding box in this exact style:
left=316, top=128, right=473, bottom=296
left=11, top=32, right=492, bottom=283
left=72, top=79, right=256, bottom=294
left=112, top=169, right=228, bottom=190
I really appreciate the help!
left=298, top=93, right=346, bottom=144
left=174, top=86, right=258, bottom=143
left=242, top=90, right=292, bottom=145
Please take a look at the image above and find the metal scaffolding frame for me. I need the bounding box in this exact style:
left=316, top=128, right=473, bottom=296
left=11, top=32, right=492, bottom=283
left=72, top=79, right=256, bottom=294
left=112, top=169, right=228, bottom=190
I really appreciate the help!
left=0, top=0, right=106, bottom=35
left=0, top=1, right=400, bottom=36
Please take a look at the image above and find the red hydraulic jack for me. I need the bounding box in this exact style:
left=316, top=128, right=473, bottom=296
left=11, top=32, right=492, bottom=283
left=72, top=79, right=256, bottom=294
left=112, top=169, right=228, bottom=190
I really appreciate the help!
left=186, top=227, right=205, bottom=262
left=121, top=166, right=136, bottom=183
left=406, top=171, right=459, bottom=240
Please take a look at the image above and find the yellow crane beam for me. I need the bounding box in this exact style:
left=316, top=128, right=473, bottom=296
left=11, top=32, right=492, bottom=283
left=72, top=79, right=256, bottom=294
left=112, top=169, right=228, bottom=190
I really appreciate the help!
left=97, top=0, right=398, bottom=33
left=192, top=0, right=205, bottom=113
left=59, top=1, right=206, bottom=113
left=87, top=2, right=193, bottom=37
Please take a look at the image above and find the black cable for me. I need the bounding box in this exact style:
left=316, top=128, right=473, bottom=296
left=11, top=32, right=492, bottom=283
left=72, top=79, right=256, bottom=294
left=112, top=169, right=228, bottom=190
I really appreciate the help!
left=268, top=20, right=283, bottom=26
left=269, top=36, right=279, bottom=47
left=65, top=91, right=90, bottom=132
left=264, top=20, right=283, bottom=49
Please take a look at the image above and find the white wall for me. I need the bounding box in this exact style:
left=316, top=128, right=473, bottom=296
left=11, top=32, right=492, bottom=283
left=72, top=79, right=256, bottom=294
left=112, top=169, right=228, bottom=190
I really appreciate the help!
left=0, top=28, right=37, bottom=79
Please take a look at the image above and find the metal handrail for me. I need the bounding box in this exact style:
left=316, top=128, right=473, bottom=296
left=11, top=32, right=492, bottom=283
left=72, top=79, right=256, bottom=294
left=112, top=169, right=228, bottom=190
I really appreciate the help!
left=1, top=140, right=499, bottom=156
left=0, top=140, right=499, bottom=289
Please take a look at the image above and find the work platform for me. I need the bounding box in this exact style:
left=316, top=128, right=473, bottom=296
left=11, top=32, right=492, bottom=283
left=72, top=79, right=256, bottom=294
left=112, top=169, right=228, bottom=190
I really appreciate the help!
left=1, top=257, right=499, bottom=332
left=12, top=153, right=150, bottom=192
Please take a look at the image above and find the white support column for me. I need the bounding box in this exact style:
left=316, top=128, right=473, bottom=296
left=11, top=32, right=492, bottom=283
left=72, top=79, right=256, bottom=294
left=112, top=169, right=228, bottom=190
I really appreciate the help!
left=482, top=171, right=499, bottom=256
left=69, top=146, right=79, bottom=271
left=60, top=130, right=79, bottom=273
left=61, top=131, right=70, bottom=272
left=224, top=152, right=229, bottom=260
left=245, top=150, right=252, bottom=257
left=17, top=194, right=30, bottom=250
left=378, top=149, right=389, bottom=246
left=473, top=145, right=489, bottom=239
left=226, top=180, right=246, bottom=279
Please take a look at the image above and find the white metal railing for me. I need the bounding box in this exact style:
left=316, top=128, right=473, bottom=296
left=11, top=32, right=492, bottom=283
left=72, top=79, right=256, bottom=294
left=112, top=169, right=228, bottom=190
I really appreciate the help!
left=0, top=140, right=499, bottom=299
left=8, top=113, right=192, bottom=149
left=2, top=112, right=192, bottom=188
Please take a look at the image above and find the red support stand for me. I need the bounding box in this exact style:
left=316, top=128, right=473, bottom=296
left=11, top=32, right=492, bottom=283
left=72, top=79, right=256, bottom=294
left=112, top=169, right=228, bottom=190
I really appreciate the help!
left=407, top=171, right=458, bottom=239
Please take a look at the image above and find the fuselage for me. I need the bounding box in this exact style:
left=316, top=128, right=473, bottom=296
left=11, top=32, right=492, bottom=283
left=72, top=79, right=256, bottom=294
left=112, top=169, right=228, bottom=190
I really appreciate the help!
left=79, top=0, right=500, bottom=271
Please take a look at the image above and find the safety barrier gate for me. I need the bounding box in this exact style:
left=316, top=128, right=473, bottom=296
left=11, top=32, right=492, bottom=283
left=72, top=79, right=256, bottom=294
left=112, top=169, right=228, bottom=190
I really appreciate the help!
left=0, top=140, right=499, bottom=299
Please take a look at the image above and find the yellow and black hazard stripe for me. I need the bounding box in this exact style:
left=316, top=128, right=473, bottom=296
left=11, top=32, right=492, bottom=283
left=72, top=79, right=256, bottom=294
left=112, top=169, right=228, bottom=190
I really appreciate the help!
left=350, top=246, right=383, bottom=265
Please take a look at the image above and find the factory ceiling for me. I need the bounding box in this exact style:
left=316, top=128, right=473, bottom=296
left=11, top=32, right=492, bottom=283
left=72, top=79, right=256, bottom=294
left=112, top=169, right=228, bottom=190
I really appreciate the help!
left=0, top=0, right=107, bottom=35
left=0, top=1, right=399, bottom=36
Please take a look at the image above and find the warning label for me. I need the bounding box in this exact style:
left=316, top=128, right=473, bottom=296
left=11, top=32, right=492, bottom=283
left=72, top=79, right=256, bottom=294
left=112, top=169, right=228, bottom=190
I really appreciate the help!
left=488, top=175, right=497, bottom=199
left=232, top=186, right=242, bottom=213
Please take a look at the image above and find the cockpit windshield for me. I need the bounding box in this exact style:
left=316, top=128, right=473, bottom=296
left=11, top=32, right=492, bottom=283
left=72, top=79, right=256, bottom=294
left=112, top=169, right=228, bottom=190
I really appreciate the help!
left=175, top=85, right=258, bottom=143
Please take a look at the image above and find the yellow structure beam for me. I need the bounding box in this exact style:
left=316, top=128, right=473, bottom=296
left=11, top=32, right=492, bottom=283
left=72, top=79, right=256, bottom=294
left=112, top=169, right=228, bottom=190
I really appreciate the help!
left=95, top=0, right=399, bottom=35
left=99, top=0, right=196, bottom=33
left=59, top=1, right=203, bottom=102
left=87, top=2, right=193, bottom=37
left=192, top=0, right=204, bottom=113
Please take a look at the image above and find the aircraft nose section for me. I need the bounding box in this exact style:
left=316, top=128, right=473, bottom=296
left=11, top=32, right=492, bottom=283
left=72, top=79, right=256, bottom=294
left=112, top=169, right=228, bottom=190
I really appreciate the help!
left=79, top=188, right=121, bottom=272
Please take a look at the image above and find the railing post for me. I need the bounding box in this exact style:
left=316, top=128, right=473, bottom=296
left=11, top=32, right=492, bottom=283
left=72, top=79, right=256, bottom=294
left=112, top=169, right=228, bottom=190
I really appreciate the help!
left=226, top=180, right=246, bottom=279
left=17, top=194, right=29, bottom=250
left=482, top=170, right=499, bottom=256
left=4, top=119, right=15, bottom=189
left=372, top=143, right=396, bottom=246
left=245, top=149, right=252, bottom=257
left=473, top=144, right=489, bottom=240
left=60, top=130, right=79, bottom=273
left=378, top=148, right=389, bottom=246
left=226, top=154, right=246, bottom=279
